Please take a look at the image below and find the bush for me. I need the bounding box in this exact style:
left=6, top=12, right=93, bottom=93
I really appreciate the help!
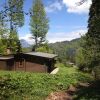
left=36, top=43, right=53, bottom=53
left=93, top=66, right=100, bottom=80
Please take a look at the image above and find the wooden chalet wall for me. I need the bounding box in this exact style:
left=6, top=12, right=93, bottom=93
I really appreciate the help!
left=14, top=54, right=48, bottom=72
left=0, top=56, right=14, bottom=71
left=0, top=52, right=57, bottom=73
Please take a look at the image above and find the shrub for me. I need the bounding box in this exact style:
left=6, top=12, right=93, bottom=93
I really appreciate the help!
left=93, top=66, right=100, bottom=80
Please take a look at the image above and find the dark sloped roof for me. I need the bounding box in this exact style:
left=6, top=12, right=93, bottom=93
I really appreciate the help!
left=24, top=52, right=57, bottom=59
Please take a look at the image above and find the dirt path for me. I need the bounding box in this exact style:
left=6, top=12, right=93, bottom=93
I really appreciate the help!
left=46, top=85, right=77, bottom=100
left=46, top=83, right=90, bottom=100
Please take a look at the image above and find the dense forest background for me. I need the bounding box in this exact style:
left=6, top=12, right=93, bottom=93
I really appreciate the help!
left=49, top=38, right=81, bottom=63
left=21, top=38, right=81, bottom=65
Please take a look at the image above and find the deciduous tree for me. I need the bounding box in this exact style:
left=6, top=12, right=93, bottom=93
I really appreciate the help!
left=0, top=0, right=24, bottom=54
left=30, top=0, right=49, bottom=51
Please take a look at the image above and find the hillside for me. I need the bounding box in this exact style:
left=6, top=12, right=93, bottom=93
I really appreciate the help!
left=49, top=38, right=81, bottom=63
left=0, top=64, right=92, bottom=100
left=20, top=38, right=81, bottom=63
left=20, top=39, right=31, bottom=48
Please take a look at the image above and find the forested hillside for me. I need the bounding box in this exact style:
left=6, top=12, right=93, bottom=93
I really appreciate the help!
left=49, top=38, right=81, bottom=63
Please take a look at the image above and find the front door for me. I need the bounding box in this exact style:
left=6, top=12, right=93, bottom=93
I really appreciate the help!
left=15, top=58, right=26, bottom=71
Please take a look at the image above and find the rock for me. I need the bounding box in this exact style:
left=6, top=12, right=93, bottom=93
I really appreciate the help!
left=50, top=68, right=59, bottom=75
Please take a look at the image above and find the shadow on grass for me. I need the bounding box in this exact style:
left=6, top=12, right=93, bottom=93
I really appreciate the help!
left=74, top=80, right=100, bottom=100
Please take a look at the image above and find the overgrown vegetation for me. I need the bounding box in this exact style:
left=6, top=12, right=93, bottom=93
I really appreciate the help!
left=0, top=0, right=100, bottom=99
left=76, top=0, right=100, bottom=79
left=0, top=64, right=92, bottom=100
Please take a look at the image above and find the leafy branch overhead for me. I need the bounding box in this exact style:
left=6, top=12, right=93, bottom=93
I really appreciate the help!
left=0, top=0, right=25, bottom=54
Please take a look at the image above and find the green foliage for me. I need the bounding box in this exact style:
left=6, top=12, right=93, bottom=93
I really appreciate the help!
left=49, top=38, right=81, bottom=63
left=30, top=0, right=49, bottom=49
left=0, top=27, right=20, bottom=55
left=0, top=0, right=24, bottom=55
left=81, top=0, right=100, bottom=79
left=36, top=43, right=53, bottom=53
left=75, top=47, right=86, bottom=70
left=8, top=0, right=24, bottom=53
left=8, top=29, right=20, bottom=54
left=0, top=13, right=4, bottom=26
left=22, top=47, right=33, bottom=53
left=0, top=66, right=92, bottom=100
left=0, top=24, right=9, bottom=55
left=93, top=66, right=100, bottom=80
left=0, top=41, right=7, bottom=55
left=8, top=0, right=24, bottom=28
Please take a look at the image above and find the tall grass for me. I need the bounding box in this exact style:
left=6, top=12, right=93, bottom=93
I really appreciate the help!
left=0, top=64, right=93, bottom=100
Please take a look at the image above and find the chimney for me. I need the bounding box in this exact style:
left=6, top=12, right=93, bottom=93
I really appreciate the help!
left=7, top=48, right=11, bottom=55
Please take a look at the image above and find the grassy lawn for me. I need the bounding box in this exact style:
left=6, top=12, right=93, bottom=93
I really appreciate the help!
left=0, top=63, right=93, bottom=100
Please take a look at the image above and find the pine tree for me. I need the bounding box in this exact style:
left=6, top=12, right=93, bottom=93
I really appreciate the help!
left=83, top=0, right=100, bottom=78
left=30, top=0, right=49, bottom=51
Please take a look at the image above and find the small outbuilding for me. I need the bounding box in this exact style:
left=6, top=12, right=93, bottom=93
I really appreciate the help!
left=0, top=52, right=57, bottom=73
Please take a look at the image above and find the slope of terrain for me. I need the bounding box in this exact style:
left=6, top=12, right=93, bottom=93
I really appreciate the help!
left=49, top=38, right=81, bottom=63
left=0, top=63, right=92, bottom=100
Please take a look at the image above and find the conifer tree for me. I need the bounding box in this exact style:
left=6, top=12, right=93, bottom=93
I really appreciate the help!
left=82, top=0, right=100, bottom=78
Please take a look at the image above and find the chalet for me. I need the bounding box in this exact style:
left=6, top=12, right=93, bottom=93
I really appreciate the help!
left=0, top=52, right=57, bottom=73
